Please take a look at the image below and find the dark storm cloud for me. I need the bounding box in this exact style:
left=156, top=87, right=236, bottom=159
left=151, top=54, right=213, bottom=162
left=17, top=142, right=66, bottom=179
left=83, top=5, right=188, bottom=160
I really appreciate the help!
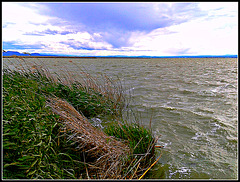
left=40, top=3, right=206, bottom=32
left=36, top=2, right=207, bottom=48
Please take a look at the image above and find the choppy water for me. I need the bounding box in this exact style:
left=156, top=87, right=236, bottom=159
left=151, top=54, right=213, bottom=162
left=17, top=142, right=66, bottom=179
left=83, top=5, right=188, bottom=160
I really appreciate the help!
left=3, top=57, right=238, bottom=179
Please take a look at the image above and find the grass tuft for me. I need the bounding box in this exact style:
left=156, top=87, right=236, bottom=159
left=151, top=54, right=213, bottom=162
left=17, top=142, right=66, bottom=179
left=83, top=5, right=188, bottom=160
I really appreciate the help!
left=104, top=120, right=156, bottom=178
left=3, top=57, right=158, bottom=179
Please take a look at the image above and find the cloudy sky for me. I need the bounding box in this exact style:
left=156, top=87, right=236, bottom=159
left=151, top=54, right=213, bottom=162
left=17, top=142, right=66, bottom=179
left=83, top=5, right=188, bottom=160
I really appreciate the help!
left=2, top=2, right=238, bottom=56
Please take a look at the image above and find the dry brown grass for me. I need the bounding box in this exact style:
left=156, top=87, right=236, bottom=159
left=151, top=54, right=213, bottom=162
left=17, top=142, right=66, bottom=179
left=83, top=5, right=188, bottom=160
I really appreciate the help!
left=46, top=97, right=130, bottom=179
left=3, top=57, right=158, bottom=179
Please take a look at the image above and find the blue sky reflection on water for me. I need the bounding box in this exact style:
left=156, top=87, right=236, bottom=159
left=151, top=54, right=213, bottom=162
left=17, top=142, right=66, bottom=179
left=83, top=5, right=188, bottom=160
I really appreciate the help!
left=2, top=2, right=238, bottom=57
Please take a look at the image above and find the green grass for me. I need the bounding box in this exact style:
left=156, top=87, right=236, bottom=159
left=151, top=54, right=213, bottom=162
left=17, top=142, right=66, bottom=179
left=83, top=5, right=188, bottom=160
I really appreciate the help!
left=104, top=121, right=155, bottom=173
left=104, top=122, right=154, bottom=154
left=3, top=62, right=157, bottom=179
left=3, top=69, right=88, bottom=179
left=8, top=67, right=119, bottom=118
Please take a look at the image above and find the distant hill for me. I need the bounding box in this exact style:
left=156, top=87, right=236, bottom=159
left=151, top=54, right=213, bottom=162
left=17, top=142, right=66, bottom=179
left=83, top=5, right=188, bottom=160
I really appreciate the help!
left=2, top=51, right=57, bottom=57
left=2, top=51, right=237, bottom=58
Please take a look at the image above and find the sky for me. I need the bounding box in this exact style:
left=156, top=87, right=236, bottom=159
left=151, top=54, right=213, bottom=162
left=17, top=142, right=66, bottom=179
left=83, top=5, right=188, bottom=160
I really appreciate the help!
left=2, top=2, right=238, bottom=57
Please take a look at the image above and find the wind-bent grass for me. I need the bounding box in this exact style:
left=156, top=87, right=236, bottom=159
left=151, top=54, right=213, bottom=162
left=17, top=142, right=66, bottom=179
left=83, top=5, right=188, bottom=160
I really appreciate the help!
left=3, top=57, right=125, bottom=118
left=104, top=120, right=157, bottom=178
left=3, top=57, right=158, bottom=179
left=3, top=68, right=87, bottom=179
left=3, top=60, right=126, bottom=179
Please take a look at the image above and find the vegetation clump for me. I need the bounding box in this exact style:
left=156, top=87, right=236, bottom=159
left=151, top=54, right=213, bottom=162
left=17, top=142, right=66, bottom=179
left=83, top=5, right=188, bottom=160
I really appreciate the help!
left=104, top=121, right=156, bottom=178
left=3, top=58, right=158, bottom=179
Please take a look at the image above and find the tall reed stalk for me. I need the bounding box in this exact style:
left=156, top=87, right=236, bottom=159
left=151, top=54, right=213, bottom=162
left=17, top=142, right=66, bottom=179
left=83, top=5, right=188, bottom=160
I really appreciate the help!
left=3, top=57, right=158, bottom=179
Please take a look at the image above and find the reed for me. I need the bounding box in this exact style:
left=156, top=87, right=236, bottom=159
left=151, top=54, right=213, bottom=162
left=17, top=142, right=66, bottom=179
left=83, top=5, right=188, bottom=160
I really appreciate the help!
left=3, top=68, right=83, bottom=179
left=3, top=57, right=158, bottom=179
left=104, top=120, right=157, bottom=178
left=3, top=57, right=126, bottom=118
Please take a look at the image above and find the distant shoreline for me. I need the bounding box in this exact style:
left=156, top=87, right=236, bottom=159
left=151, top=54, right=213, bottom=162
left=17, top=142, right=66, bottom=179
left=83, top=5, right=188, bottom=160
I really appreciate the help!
left=3, top=55, right=237, bottom=59
left=3, top=56, right=98, bottom=58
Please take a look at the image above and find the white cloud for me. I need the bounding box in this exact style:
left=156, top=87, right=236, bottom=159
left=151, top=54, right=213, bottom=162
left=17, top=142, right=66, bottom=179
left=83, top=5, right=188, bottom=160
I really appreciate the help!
left=2, top=2, right=238, bottom=56
left=2, top=2, right=113, bottom=54
left=126, top=2, right=238, bottom=56
left=2, top=3, right=49, bottom=25
left=123, top=3, right=238, bottom=56
left=197, top=2, right=237, bottom=13
left=3, top=3, right=65, bottom=44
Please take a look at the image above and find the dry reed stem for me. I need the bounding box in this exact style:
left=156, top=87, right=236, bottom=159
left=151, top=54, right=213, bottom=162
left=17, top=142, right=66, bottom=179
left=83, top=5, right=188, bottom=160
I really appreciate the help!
left=3, top=57, right=154, bottom=179
left=46, top=96, right=130, bottom=179
left=130, top=162, right=141, bottom=179
left=3, top=57, right=126, bottom=117
left=138, top=150, right=163, bottom=180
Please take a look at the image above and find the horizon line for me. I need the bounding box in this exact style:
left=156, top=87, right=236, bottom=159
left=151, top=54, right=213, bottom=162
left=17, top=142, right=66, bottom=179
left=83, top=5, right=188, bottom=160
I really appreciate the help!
left=2, top=50, right=238, bottom=58
left=3, top=55, right=237, bottom=58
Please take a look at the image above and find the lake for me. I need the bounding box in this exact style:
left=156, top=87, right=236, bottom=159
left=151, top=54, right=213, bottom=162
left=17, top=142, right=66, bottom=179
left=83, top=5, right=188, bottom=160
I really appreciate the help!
left=3, top=57, right=238, bottom=179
